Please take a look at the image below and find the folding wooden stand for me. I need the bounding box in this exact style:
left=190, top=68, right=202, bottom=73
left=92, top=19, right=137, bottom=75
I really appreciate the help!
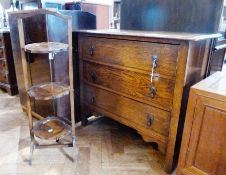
left=17, top=9, right=76, bottom=163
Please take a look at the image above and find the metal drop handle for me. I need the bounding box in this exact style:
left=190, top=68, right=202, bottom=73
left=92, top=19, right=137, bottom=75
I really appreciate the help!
left=150, top=85, right=156, bottom=98
left=89, top=46, right=95, bottom=56
left=91, top=97, right=95, bottom=104
left=91, top=71, right=97, bottom=81
left=150, top=55, right=158, bottom=98
left=152, top=55, right=158, bottom=68
left=147, top=114, right=154, bottom=127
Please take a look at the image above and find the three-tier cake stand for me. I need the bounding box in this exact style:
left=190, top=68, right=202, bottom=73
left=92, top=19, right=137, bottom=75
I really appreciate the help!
left=17, top=9, right=76, bottom=163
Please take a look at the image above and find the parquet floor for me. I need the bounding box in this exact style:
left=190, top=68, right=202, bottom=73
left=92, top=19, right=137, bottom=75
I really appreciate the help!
left=0, top=90, right=175, bottom=175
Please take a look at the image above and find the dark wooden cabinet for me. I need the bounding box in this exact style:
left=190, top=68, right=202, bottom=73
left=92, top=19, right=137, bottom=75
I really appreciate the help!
left=0, top=30, right=18, bottom=95
left=120, top=0, right=224, bottom=34
left=78, top=29, right=220, bottom=173
left=177, top=71, right=226, bottom=175
left=208, top=37, right=226, bottom=75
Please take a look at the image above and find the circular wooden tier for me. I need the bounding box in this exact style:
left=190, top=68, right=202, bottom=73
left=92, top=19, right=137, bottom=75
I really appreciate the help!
left=24, top=42, right=68, bottom=54
left=33, top=116, right=71, bottom=141
left=27, top=82, right=70, bottom=100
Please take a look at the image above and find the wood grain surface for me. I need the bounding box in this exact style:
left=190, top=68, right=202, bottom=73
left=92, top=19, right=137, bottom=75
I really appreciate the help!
left=81, top=36, right=179, bottom=78
left=84, top=84, right=171, bottom=137
left=83, top=61, right=175, bottom=110
left=78, top=31, right=219, bottom=173
left=177, top=72, right=226, bottom=175
left=78, top=29, right=221, bottom=41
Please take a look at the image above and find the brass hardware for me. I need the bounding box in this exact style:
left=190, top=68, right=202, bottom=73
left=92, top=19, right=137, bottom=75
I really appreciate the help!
left=150, top=55, right=158, bottom=98
left=150, top=85, right=156, bottom=98
left=91, top=72, right=97, bottom=81
left=91, top=97, right=95, bottom=104
left=147, top=114, right=154, bottom=127
left=89, top=46, right=95, bottom=56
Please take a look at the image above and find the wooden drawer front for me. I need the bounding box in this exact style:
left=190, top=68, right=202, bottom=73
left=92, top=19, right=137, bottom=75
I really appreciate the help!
left=0, top=48, right=5, bottom=58
left=83, top=61, right=175, bottom=110
left=81, top=36, right=179, bottom=78
left=0, top=71, right=9, bottom=84
left=0, top=59, right=7, bottom=71
left=83, top=84, right=171, bottom=137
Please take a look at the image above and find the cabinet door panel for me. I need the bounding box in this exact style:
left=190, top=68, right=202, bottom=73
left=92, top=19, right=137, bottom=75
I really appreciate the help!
left=185, top=96, right=226, bottom=175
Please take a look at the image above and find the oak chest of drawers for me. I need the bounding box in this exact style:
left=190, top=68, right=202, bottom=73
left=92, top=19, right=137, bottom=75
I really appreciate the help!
left=78, top=30, right=220, bottom=173
left=0, top=30, right=17, bottom=95
left=177, top=72, right=226, bottom=175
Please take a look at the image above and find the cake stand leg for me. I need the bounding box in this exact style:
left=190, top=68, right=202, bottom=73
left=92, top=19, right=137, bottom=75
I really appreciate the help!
left=29, top=141, right=35, bottom=165
left=49, top=53, right=55, bottom=82
left=72, top=136, right=78, bottom=162
left=49, top=53, right=57, bottom=116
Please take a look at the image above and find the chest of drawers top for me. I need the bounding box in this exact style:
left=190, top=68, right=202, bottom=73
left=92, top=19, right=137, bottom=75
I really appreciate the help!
left=77, top=29, right=221, bottom=42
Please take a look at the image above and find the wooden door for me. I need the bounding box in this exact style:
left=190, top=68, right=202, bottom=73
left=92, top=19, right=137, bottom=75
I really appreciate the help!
left=183, top=96, right=226, bottom=175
